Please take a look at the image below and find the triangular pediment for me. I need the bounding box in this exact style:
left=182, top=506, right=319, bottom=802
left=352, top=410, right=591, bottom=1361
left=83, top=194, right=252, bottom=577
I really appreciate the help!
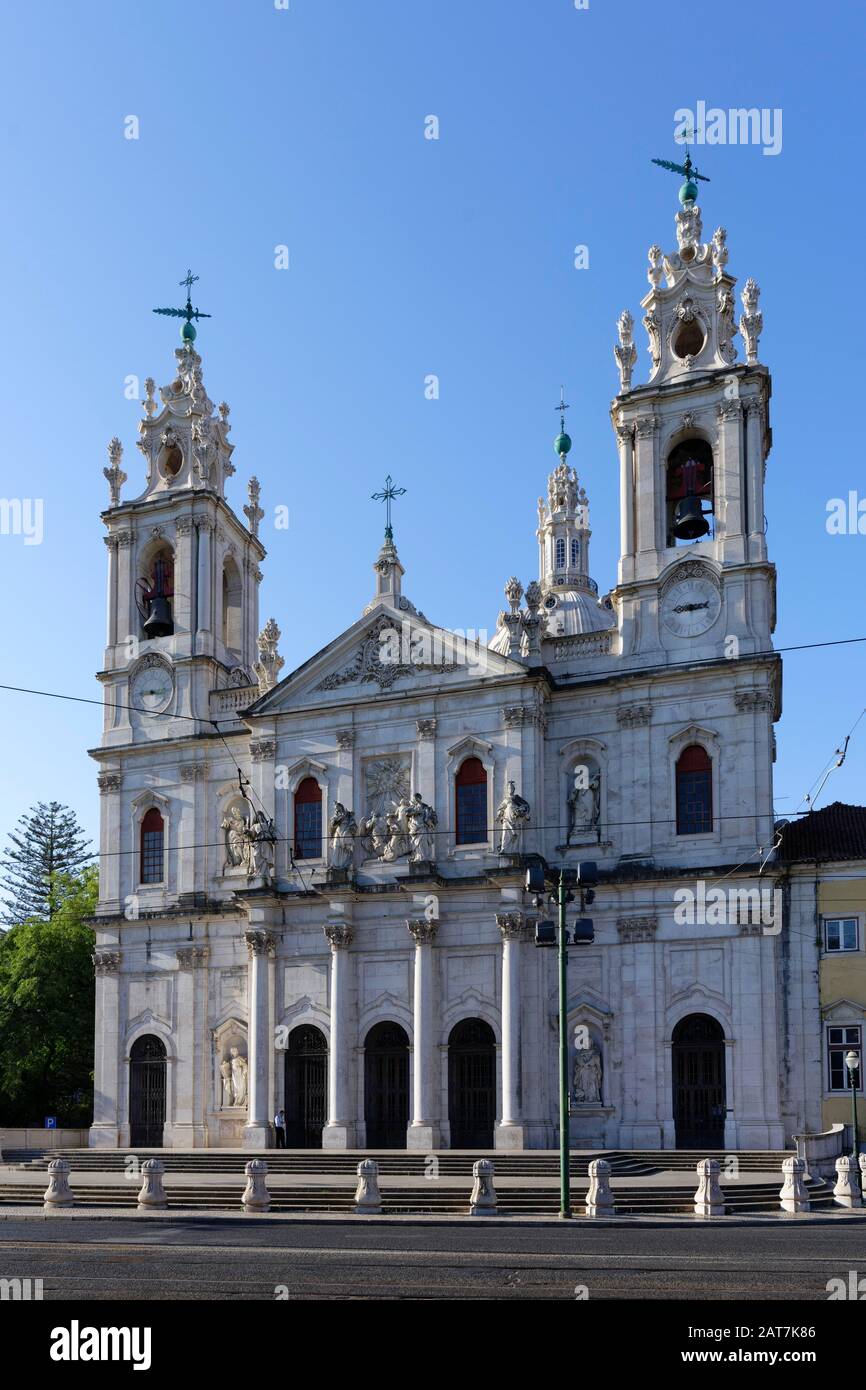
left=246, top=600, right=527, bottom=714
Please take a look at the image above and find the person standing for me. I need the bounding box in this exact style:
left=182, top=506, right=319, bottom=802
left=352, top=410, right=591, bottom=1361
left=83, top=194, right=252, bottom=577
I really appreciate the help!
left=274, top=1108, right=287, bottom=1148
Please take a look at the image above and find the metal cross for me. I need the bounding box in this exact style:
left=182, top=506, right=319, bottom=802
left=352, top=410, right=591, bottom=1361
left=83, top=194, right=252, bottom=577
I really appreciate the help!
left=371, top=474, right=406, bottom=539
left=555, top=386, right=570, bottom=433
left=153, top=270, right=212, bottom=326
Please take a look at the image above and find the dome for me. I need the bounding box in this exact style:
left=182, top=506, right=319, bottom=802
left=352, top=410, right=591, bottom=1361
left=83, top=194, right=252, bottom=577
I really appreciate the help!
left=541, top=587, right=614, bottom=639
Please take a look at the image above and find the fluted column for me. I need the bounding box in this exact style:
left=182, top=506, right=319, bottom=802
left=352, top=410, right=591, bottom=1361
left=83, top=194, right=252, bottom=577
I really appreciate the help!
left=243, top=930, right=275, bottom=1149
left=104, top=535, right=119, bottom=649
left=406, top=917, right=440, bottom=1149
left=196, top=518, right=213, bottom=635
left=322, top=922, right=355, bottom=1149
left=616, top=424, right=635, bottom=582
left=495, top=912, right=527, bottom=1149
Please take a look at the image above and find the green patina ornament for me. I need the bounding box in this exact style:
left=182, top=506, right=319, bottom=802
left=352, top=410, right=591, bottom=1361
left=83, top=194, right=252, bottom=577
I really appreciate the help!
left=651, top=148, right=710, bottom=208
left=153, top=270, right=211, bottom=342
left=679, top=178, right=699, bottom=206
left=181, top=320, right=197, bottom=342
left=554, top=431, right=572, bottom=456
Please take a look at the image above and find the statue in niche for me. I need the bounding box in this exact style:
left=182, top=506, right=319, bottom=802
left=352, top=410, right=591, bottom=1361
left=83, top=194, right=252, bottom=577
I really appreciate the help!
left=220, top=1057, right=235, bottom=1108
left=329, top=803, right=357, bottom=870
left=245, top=810, right=277, bottom=881
left=222, top=803, right=248, bottom=871
left=361, top=808, right=390, bottom=858
left=572, top=1040, right=603, bottom=1105
left=496, top=781, right=531, bottom=856
left=406, top=793, right=437, bottom=863
left=230, top=1046, right=248, bottom=1109
left=567, top=766, right=601, bottom=843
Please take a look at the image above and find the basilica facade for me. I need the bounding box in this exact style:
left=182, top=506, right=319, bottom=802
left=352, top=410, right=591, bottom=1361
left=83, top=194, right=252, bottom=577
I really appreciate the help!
left=89, top=190, right=822, bottom=1151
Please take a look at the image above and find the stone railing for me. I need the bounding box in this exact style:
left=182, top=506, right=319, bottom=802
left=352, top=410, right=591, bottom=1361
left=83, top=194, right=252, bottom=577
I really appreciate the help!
left=794, top=1122, right=846, bottom=1178
left=550, top=630, right=612, bottom=662
left=210, top=685, right=259, bottom=719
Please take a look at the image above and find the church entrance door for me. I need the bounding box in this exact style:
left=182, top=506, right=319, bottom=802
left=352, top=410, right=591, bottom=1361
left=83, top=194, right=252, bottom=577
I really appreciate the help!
left=129, top=1034, right=167, bottom=1147
left=672, top=1014, right=726, bottom=1149
left=364, top=1022, right=409, bottom=1148
left=284, top=1025, right=327, bottom=1148
left=448, top=1018, right=496, bottom=1148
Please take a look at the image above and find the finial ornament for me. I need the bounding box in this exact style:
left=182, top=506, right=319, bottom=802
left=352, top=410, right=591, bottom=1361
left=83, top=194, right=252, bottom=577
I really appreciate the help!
left=739, top=278, right=763, bottom=364
left=371, top=474, right=406, bottom=541
left=103, top=437, right=127, bottom=507
left=614, top=310, right=637, bottom=392
left=554, top=386, right=572, bottom=456
left=254, top=618, right=284, bottom=694
left=651, top=144, right=710, bottom=207
left=153, top=270, right=212, bottom=343
left=244, top=476, right=265, bottom=537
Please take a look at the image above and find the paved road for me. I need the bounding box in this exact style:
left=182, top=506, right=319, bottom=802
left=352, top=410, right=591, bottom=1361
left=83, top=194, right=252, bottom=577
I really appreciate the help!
left=0, top=1217, right=863, bottom=1300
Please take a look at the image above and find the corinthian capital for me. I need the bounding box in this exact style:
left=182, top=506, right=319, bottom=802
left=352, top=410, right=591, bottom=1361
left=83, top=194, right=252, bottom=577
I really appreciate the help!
left=244, top=930, right=276, bottom=959
left=406, top=917, right=438, bottom=945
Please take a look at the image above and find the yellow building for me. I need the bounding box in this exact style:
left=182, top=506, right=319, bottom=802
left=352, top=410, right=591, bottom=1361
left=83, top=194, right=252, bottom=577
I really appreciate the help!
left=780, top=802, right=866, bottom=1143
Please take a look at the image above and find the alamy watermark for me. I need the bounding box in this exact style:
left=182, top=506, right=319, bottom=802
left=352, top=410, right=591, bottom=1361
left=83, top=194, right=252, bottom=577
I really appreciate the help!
left=674, top=880, right=781, bottom=933
left=674, top=104, right=782, bottom=157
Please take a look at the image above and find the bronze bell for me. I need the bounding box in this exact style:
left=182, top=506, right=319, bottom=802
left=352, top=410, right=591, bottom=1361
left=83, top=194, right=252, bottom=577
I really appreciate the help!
left=673, top=495, right=710, bottom=540
left=143, top=595, right=173, bottom=638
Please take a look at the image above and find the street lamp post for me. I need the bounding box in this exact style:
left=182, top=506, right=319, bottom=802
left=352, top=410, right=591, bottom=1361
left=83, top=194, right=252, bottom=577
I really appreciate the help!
left=845, top=1050, right=860, bottom=1163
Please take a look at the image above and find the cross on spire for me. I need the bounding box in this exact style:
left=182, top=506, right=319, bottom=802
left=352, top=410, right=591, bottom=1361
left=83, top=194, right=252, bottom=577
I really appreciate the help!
left=371, top=474, right=406, bottom=541
left=153, top=270, right=212, bottom=342
left=555, top=386, right=570, bottom=433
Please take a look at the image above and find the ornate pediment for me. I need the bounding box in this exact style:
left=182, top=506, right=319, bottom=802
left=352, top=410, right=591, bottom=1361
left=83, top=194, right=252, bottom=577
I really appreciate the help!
left=315, top=613, right=459, bottom=692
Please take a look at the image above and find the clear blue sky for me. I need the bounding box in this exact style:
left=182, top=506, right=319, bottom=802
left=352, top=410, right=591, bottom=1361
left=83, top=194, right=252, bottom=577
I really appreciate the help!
left=0, top=0, right=863, bottom=852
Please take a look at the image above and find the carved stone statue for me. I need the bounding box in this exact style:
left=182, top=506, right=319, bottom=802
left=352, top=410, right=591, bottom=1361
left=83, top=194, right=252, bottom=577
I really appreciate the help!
left=406, top=793, right=437, bottom=863
left=245, top=811, right=277, bottom=881
left=572, top=1041, right=603, bottom=1105
left=220, top=1058, right=234, bottom=1108
left=567, top=769, right=601, bottom=842
left=329, top=803, right=357, bottom=870
left=382, top=794, right=411, bottom=861
left=222, top=804, right=248, bottom=871
left=230, top=1046, right=248, bottom=1109
left=496, top=781, right=531, bottom=856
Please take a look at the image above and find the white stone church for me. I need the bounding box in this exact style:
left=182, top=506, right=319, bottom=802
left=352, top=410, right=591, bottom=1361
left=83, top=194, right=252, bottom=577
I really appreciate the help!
left=89, top=187, right=821, bottom=1152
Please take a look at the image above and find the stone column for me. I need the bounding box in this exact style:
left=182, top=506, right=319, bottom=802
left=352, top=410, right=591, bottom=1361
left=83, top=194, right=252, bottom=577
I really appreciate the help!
left=243, top=930, right=275, bottom=1149
left=716, top=398, right=745, bottom=562
left=104, top=535, right=119, bottom=649
left=496, top=912, right=526, bottom=1149
left=406, top=917, right=439, bottom=1149
left=89, top=950, right=121, bottom=1148
left=196, top=517, right=212, bottom=636
left=322, top=922, right=355, bottom=1149
left=745, top=400, right=767, bottom=561
left=616, top=424, right=635, bottom=582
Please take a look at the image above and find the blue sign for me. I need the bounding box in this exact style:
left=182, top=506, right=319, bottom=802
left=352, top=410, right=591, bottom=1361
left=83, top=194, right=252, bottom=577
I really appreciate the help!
left=44, top=1117, right=57, bottom=1129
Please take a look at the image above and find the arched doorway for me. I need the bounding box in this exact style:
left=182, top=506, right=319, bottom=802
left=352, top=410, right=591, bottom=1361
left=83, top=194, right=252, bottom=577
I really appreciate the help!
left=672, top=1014, right=726, bottom=1149
left=364, top=1022, right=409, bottom=1148
left=129, top=1035, right=167, bottom=1147
left=448, top=1018, right=496, bottom=1148
left=284, top=1025, right=327, bottom=1148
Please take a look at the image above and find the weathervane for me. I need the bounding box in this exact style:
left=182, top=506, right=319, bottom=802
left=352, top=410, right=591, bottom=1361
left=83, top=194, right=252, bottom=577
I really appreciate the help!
left=651, top=130, right=710, bottom=207
left=153, top=270, right=212, bottom=343
left=371, top=474, right=406, bottom=541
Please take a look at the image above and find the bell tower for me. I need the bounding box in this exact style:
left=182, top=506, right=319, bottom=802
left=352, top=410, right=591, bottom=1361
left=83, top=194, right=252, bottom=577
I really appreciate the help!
left=610, top=169, right=775, bottom=663
left=99, top=298, right=266, bottom=747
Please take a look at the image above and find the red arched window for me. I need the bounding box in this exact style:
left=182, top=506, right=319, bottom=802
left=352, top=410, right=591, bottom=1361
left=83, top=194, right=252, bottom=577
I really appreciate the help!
left=140, top=808, right=165, bottom=884
left=294, top=777, right=322, bottom=860
left=676, top=745, right=712, bottom=835
left=455, top=757, right=487, bottom=845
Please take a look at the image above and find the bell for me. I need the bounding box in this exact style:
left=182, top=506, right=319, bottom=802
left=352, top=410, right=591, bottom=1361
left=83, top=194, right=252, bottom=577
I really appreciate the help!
left=143, top=596, right=173, bottom=638
left=673, top=495, right=710, bottom=540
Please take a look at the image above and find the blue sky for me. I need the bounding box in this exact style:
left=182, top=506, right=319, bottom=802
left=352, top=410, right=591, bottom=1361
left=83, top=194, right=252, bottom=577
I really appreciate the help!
left=0, top=0, right=863, bottom=851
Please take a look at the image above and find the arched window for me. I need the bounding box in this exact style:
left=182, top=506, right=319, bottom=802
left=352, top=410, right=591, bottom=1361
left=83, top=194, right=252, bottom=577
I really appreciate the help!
left=140, top=808, right=165, bottom=883
left=570, top=537, right=580, bottom=568
left=294, top=777, right=322, bottom=860
left=666, top=438, right=714, bottom=546
left=676, top=745, right=713, bottom=835
left=222, top=559, right=243, bottom=652
left=555, top=537, right=566, bottom=570
left=136, top=545, right=174, bottom=639
left=455, top=757, right=487, bottom=845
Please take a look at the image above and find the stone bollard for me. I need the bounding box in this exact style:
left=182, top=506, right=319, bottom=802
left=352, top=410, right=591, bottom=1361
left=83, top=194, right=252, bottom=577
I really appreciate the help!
left=833, top=1156, right=862, bottom=1208
left=694, top=1158, right=725, bottom=1217
left=241, top=1159, right=271, bottom=1213
left=585, top=1158, right=614, bottom=1217
left=859, top=1154, right=866, bottom=1194
left=43, top=1158, right=74, bottom=1208
left=354, top=1159, right=382, bottom=1215
left=137, top=1158, right=168, bottom=1210
left=779, top=1156, right=810, bottom=1213
left=469, top=1159, right=497, bottom=1215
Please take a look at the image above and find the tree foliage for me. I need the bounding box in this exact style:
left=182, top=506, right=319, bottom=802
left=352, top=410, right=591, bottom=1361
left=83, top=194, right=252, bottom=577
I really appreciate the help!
left=0, top=867, right=97, bottom=1125
left=0, top=801, right=92, bottom=927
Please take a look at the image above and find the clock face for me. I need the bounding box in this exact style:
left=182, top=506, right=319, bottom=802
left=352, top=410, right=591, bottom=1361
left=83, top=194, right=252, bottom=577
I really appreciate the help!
left=660, top=576, right=721, bottom=637
left=131, top=663, right=173, bottom=713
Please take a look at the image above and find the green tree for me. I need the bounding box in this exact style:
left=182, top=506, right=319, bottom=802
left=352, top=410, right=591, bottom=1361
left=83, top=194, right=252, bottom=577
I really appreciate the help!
left=0, top=867, right=97, bottom=1125
left=0, top=801, right=92, bottom=927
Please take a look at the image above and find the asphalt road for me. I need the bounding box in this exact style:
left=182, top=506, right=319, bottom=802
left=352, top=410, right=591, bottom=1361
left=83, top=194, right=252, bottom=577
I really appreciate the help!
left=0, top=1217, right=864, bottom=1301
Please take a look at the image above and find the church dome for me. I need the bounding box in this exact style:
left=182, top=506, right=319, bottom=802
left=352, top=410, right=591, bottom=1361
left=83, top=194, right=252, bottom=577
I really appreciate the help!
left=541, top=586, right=614, bottom=639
